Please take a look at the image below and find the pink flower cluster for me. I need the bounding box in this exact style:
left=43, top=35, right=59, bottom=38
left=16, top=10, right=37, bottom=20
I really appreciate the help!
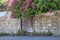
left=6, top=0, right=34, bottom=18
left=6, top=0, right=17, bottom=11
left=6, top=0, right=17, bottom=18
left=24, top=0, right=34, bottom=9
left=21, top=0, right=34, bottom=14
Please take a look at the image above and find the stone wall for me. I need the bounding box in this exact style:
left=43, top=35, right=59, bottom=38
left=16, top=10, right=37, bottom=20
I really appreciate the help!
left=0, top=19, right=21, bottom=34
left=0, top=11, right=60, bottom=35
left=33, top=11, right=60, bottom=35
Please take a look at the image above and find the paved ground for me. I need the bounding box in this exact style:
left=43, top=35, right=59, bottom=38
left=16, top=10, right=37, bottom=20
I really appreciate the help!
left=0, top=36, right=60, bottom=40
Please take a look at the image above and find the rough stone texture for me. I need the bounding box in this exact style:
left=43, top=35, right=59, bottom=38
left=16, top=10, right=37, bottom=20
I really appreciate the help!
left=0, top=19, right=21, bottom=34
left=33, top=11, right=60, bottom=35
left=0, top=11, right=60, bottom=35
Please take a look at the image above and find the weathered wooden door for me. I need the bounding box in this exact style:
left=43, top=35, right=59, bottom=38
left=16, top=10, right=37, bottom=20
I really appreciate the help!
left=22, top=16, right=33, bottom=32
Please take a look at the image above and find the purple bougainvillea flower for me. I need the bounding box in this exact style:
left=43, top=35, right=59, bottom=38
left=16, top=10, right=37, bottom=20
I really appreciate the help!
left=25, top=0, right=29, bottom=3
left=6, top=0, right=10, bottom=12
left=6, top=0, right=17, bottom=18
left=11, top=0, right=17, bottom=6
left=6, top=0, right=17, bottom=11
left=29, top=0, right=32, bottom=3
left=30, top=4, right=34, bottom=9
left=6, top=0, right=34, bottom=17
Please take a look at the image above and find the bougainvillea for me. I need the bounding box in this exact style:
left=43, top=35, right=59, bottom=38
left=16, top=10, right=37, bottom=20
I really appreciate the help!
left=6, top=0, right=18, bottom=18
left=13, top=0, right=35, bottom=18
left=6, top=0, right=60, bottom=18
left=6, top=0, right=35, bottom=18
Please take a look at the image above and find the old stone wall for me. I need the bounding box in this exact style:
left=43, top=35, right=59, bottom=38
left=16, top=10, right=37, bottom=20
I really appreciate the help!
left=0, top=19, right=21, bottom=34
left=0, top=11, right=60, bottom=35
left=33, top=11, right=60, bottom=35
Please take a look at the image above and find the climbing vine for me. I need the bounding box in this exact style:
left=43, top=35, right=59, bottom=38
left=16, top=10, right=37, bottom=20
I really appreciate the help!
left=6, top=0, right=60, bottom=18
left=13, top=0, right=35, bottom=18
